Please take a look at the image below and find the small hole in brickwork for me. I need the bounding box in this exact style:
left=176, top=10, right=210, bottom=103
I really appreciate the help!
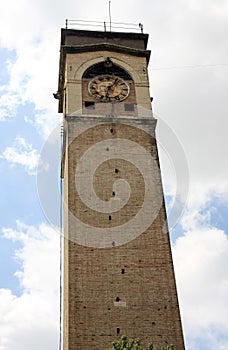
left=116, top=297, right=120, bottom=302
left=121, top=268, right=125, bottom=274
left=110, top=128, right=114, bottom=133
left=117, top=327, right=120, bottom=335
left=106, top=147, right=109, bottom=151
left=112, top=191, right=115, bottom=197
left=109, top=215, right=112, bottom=220
left=112, top=241, right=115, bottom=247
left=115, top=168, right=119, bottom=173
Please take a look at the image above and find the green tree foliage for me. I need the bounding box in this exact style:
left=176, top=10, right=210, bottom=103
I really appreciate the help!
left=109, top=335, right=174, bottom=350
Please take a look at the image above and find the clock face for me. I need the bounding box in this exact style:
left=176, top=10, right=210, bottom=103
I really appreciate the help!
left=88, top=75, right=130, bottom=102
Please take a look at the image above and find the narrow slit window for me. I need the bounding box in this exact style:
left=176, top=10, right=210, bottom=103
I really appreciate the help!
left=109, top=215, right=112, bottom=220
left=117, top=327, right=120, bottom=335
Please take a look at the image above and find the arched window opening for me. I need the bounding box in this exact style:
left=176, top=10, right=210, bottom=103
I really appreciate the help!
left=83, top=61, right=132, bottom=80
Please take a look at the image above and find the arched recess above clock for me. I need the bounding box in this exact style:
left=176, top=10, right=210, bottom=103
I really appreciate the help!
left=82, top=61, right=132, bottom=80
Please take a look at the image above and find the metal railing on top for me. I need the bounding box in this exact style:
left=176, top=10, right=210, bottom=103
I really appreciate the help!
left=65, top=19, right=144, bottom=33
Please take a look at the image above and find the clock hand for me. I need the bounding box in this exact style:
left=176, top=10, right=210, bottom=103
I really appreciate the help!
left=110, top=78, right=119, bottom=87
left=105, top=86, right=111, bottom=100
left=106, top=79, right=118, bottom=97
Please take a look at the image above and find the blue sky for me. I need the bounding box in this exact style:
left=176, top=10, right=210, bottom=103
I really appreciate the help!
left=0, top=1, right=228, bottom=349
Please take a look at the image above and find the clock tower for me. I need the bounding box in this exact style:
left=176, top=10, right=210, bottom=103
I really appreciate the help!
left=57, top=27, right=185, bottom=350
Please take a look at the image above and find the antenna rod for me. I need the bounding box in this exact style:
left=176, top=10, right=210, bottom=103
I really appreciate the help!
left=109, top=1, right=111, bottom=31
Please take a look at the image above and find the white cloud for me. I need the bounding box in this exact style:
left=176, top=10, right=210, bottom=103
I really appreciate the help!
left=0, top=222, right=60, bottom=350
left=0, top=92, right=21, bottom=121
left=1, top=137, right=39, bottom=175
left=0, top=36, right=60, bottom=136
left=172, top=193, right=228, bottom=349
left=148, top=1, right=228, bottom=198
left=0, top=0, right=62, bottom=135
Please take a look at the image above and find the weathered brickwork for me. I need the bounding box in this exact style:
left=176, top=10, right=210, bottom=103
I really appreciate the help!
left=58, top=29, right=185, bottom=350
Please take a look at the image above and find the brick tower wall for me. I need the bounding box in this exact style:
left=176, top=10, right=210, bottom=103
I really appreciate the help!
left=58, top=29, right=185, bottom=350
